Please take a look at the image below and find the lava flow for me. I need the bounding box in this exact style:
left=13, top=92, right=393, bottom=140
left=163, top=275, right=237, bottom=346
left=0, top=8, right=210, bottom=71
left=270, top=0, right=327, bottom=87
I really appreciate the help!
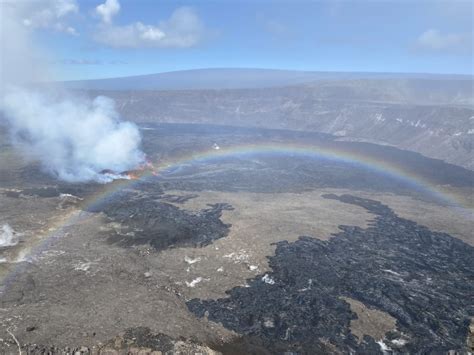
left=99, top=158, right=159, bottom=182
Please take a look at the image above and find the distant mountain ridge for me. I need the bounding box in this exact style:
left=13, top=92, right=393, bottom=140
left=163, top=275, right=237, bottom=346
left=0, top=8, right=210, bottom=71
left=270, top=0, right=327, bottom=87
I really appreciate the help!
left=62, top=68, right=473, bottom=91
left=82, top=81, right=474, bottom=169
left=61, top=67, right=474, bottom=170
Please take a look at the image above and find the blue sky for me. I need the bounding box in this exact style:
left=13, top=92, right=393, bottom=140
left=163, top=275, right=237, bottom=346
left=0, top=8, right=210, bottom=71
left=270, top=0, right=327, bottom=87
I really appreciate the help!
left=24, top=0, right=474, bottom=80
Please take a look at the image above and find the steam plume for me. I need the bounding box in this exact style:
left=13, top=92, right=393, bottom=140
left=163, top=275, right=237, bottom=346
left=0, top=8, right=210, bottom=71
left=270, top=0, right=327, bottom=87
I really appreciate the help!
left=0, top=224, right=18, bottom=247
left=3, top=89, right=144, bottom=182
left=0, top=1, right=144, bottom=182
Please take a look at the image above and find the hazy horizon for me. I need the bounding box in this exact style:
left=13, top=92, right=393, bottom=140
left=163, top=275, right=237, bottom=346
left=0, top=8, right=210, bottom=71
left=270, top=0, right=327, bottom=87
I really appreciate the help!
left=59, top=67, right=474, bottom=82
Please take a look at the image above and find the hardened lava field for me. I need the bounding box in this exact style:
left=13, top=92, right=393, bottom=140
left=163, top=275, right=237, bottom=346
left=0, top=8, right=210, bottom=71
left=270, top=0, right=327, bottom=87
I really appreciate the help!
left=0, top=124, right=473, bottom=354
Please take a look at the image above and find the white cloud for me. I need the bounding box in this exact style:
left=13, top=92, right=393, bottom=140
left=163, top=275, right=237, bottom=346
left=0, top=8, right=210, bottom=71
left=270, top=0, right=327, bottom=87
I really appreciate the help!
left=416, top=29, right=470, bottom=51
left=20, top=0, right=79, bottom=35
left=94, top=7, right=205, bottom=48
left=96, top=0, right=120, bottom=24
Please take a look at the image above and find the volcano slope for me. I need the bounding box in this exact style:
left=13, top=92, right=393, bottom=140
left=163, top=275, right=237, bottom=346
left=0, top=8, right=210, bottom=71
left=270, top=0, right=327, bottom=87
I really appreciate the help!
left=0, top=123, right=473, bottom=354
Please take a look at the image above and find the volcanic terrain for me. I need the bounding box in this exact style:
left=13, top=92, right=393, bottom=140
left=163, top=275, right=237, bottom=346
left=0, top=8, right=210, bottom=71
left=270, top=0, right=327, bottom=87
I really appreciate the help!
left=0, top=123, right=473, bottom=354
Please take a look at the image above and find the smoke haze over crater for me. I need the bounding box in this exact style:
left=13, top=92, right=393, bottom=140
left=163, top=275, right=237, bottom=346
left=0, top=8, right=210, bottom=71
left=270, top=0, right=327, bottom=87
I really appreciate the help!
left=0, top=1, right=144, bottom=182
left=3, top=89, right=144, bottom=182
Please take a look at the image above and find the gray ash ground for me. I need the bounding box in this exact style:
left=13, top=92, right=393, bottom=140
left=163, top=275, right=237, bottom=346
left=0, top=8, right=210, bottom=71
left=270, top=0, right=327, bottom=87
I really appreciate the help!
left=188, top=194, right=474, bottom=354
left=23, top=327, right=214, bottom=354
left=1, top=123, right=473, bottom=353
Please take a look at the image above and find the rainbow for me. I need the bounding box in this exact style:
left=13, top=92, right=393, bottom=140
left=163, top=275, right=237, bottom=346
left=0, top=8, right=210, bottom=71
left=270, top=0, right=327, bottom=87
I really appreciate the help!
left=1, top=141, right=472, bottom=286
left=85, top=142, right=472, bottom=211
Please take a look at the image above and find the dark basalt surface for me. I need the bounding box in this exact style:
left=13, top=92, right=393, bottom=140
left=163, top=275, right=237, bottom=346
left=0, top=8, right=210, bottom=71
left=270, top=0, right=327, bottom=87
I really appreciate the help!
left=142, top=123, right=474, bottom=188
left=3, top=123, right=473, bottom=203
left=158, top=154, right=424, bottom=198
left=86, top=186, right=233, bottom=251
left=188, top=194, right=474, bottom=354
left=138, top=123, right=474, bottom=207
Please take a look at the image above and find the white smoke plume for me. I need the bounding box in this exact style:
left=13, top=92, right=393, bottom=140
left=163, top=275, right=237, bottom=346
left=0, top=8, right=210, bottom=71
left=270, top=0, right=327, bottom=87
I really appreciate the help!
left=3, top=89, right=144, bottom=182
left=0, top=1, right=145, bottom=183
left=0, top=224, right=18, bottom=247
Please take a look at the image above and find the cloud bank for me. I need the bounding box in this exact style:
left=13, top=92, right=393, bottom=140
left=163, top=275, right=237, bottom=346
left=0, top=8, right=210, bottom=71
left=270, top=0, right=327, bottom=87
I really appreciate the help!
left=20, top=0, right=79, bottom=35
left=96, top=0, right=120, bottom=24
left=94, top=6, right=206, bottom=48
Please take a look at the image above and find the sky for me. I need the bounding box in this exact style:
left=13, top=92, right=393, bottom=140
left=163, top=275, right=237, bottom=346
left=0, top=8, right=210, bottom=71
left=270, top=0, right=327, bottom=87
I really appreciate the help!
left=4, top=0, right=473, bottom=80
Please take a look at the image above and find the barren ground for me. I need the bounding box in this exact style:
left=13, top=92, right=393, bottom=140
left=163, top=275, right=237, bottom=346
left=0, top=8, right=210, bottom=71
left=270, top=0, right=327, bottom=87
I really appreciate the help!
left=0, top=124, right=472, bottom=353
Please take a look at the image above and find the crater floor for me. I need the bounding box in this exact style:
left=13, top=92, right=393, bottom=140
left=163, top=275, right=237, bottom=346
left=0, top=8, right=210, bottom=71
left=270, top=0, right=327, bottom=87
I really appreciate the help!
left=0, top=124, right=472, bottom=354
